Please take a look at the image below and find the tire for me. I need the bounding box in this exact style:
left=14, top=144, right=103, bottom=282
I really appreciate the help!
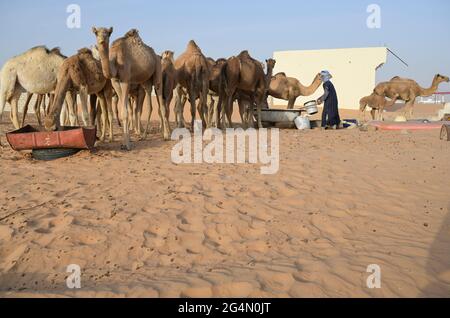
left=32, top=148, right=81, bottom=161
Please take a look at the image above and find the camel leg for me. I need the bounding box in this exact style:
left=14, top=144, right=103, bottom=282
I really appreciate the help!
left=112, top=95, right=121, bottom=127
left=142, top=88, right=154, bottom=139
left=370, top=109, right=376, bottom=121
left=97, top=92, right=108, bottom=142
left=238, top=98, right=246, bottom=128
left=34, top=94, right=44, bottom=126
left=47, top=94, right=55, bottom=115
left=78, top=87, right=90, bottom=126
left=136, top=90, right=145, bottom=136
left=215, top=94, right=224, bottom=129
left=118, top=82, right=131, bottom=150
left=20, top=92, right=34, bottom=127
left=10, top=91, right=22, bottom=129
left=152, top=75, right=171, bottom=140
left=199, top=81, right=209, bottom=129
left=207, top=94, right=215, bottom=128
left=246, top=95, right=256, bottom=129
left=287, top=97, right=296, bottom=110
left=65, top=92, right=77, bottom=126
left=103, top=85, right=114, bottom=142
left=189, top=92, right=198, bottom=130
left=174, top=86, right=187, bottom=128
left=222, top=94, right=232, bottom=129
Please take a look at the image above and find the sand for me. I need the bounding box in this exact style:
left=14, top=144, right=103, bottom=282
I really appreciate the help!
left=0, top=107, right=449, bottom=298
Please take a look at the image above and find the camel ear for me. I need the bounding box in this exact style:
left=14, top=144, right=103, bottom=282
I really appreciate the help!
left=92, top=27, right=98, bottom=35
left=107, top=27, right=113, bottom=35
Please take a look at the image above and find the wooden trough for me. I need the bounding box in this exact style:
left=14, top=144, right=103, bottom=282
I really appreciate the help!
left=6, top=125, right=96, bottom=151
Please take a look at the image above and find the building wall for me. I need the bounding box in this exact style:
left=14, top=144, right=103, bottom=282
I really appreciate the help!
left=271, top=47, right=387, bottom=110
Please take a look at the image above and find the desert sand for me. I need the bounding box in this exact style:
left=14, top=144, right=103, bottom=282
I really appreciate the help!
left=0, top=106, right=449, bottom=298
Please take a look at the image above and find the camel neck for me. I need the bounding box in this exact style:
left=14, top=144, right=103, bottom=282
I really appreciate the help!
left=298, top=77, right=322, bottom=96
left=420, top=79, right=439, bottom=97
left=98, top=45, right=113, bottom=79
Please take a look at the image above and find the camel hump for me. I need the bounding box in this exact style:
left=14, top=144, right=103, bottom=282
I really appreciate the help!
left=274, top=72, right=286, bottom=77
left=77, top=48, right=93, bottom=55
left=125, top=29, right=140, bottom=38
left=29, top=45, right=51, bottom=54
left=187, top=40, right=202, bottom=53
left=238, top=50, right=251, bottom=59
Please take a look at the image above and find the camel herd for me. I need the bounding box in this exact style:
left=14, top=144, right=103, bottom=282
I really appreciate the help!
left=0, top=27, right=448, bottom=150
left=1, top=27, right=322, bottom=150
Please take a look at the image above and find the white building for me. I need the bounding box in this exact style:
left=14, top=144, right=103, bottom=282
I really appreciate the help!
left=271, top=47, right=388, bottom=110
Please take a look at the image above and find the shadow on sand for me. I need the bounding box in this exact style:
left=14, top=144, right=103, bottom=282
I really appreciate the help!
left=420, top=203, right=450, bottom=297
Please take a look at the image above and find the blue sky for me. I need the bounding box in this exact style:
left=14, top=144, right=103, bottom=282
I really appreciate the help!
left=1, top=0, right=449, bottom=90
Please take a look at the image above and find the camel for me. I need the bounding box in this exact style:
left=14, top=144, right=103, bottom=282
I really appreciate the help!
left=205, top=57, right=228, bottom=127
left=222, top=51, right=266, bottom=128
left=0, top=46, right=69, bottom=129
left=374, top=74, right=449, bottom=118
left=267, top=72, right=322, bottom=109
left=44, top=48, right=114, bottom=142
left=359, top=93, right=399, bottom=121
left=233, top=58, right=277, bottom=127
left=173, top=40, right=210, bottom=129
left=160, top=51, right=177, bottom=127
left=92, top=27, right=170, bottom=150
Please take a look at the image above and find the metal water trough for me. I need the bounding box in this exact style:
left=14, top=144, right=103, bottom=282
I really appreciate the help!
left=6, top=125, right=97, bottom=151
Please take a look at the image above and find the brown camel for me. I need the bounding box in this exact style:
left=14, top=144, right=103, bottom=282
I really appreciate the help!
left=234, top=58, right=277, bottom=126
left=174, top=40, right=210, bottom=129
left=359, top=93, right=399, bottom=121
left=267, top=72, right=322, bottom=109
left=374, top=74, right=449, bottom=118
left=92, top=27, right=170, bottom=150
left=205, top=57, right=228, bottom=127
left=161, top=51, right=177, bottom=125
left=222, top=51, right=266, bottom=128
left=44, top=48, right=114, bottom=142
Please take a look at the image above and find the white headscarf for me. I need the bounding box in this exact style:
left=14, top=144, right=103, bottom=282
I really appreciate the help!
left=320, top=70, right=332, bottom=83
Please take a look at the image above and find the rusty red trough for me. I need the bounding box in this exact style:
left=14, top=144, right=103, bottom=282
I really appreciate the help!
left=6, top=125, right=97, bottom=151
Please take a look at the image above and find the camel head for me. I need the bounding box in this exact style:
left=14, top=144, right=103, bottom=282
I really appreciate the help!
left=315, top=73, right=324, bottom=83
left=92, top=27, right=113, bottom=49
left=266, top=58, right=276, bottom=70
left=44, top=114, right=57, bottom=132
left=162, top=50, right=175, bottom=62
left=435, top=74, right=450, bottom=84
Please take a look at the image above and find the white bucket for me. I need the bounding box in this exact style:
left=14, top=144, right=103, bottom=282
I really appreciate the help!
left=304, top=101, right=319, bottom=115
left=294, top=116, right=311, bottom=130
